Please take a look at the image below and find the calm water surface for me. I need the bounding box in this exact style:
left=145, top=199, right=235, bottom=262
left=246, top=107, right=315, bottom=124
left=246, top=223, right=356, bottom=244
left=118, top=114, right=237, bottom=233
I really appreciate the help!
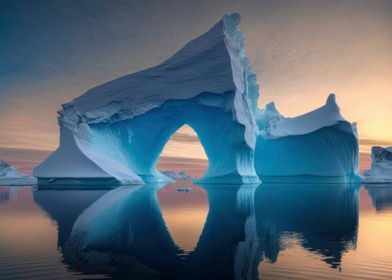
left=1, top=182, right=392, bottom=279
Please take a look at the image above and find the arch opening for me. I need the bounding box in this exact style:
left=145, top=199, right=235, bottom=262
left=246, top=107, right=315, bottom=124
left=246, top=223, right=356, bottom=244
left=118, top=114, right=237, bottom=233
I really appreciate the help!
left=155, top=125, right=210, bottom=253
left=157, top=124, right=208, bottom=181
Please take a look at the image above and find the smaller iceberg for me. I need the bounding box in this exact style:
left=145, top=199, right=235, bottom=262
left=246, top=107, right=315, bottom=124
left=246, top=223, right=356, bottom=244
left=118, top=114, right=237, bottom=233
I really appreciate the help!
left=0, top=160, right=37, bottom=186
left=363, top=146, right=392, bottom=183
left=255, top=94, right=360, bottom=182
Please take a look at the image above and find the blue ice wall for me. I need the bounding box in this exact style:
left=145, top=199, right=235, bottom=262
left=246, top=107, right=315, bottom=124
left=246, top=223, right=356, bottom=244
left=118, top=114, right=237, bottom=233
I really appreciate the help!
left=255, top=122, right=360, bottom=181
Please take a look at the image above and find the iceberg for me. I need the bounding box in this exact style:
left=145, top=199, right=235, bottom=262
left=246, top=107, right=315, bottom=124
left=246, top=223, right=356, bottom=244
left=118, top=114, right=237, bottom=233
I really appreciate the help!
left=254, top=94, right=360, bottom=182
left=363, top=146, right=392, bottom=183
left=33, top=13, right=359, bottom=186
left=0, top=160, right=37, bottom=186
left=33, top=13, right=260, bottom=185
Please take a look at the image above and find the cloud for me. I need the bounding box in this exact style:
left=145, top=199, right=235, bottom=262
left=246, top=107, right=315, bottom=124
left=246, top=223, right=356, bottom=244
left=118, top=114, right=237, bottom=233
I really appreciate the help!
left=359, top=139, right=392, bottom=147
left=170, top=132, right=200, bottom=143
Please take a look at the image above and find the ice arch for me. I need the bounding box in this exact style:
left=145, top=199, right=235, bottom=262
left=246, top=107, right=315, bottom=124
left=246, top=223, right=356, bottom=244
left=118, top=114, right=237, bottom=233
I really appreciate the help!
left=87, top=95, right=259, bottom=184
left=33, top=13, right=260, bottom=185
left=33, top=13, right=360, bottom=185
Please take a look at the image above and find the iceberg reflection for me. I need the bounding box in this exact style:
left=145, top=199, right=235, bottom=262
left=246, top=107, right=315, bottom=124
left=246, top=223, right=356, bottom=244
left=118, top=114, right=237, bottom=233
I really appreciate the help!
left=255, top=183, right=359, bottom=269
left=364, top=184, right=392, bottom=212
left=34, top=182, right=359, bottom=279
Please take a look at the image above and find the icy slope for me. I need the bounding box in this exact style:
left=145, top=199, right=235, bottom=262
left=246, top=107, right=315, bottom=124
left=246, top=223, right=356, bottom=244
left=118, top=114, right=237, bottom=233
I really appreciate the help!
left=363, top=146, right=392, bottom=183
left=34, top=13, right=260, bottom=185
left=33, top=126, right=142, bottom=185
left=255, top=94, right=359, bottom=180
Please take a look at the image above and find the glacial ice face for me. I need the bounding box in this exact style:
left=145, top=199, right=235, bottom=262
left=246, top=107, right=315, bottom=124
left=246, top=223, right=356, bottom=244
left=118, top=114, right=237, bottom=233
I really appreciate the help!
left=254, top=94, right=360, bottom=181
left=34, top=13, right=260, bottom=185
left=363, top=146, right=392, bottom=183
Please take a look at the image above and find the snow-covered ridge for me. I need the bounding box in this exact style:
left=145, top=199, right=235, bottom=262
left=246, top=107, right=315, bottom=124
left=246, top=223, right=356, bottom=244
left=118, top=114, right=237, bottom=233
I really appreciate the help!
left=257, top=94, right=354, bottom=138
left=59, top=13, right=258, bottom=148
left=254, top=94, right=360, bottom=179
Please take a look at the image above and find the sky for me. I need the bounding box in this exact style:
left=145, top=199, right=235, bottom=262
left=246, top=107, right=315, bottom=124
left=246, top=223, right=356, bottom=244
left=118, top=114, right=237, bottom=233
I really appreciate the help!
left=0, top=0, right=391, bottom=166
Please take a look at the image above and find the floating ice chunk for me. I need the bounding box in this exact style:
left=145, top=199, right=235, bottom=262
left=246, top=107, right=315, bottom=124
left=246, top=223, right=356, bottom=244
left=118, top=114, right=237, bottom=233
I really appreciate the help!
left=161, top=170, right=196, bottom=181
left=177, top=187, right=191, bottom=192
left=0, top=160, right=37, bottom=186
left=363, top=146, right=392, bottom=183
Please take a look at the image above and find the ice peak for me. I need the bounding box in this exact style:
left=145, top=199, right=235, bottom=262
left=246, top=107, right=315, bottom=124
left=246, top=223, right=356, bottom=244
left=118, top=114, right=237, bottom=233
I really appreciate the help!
left=265, top=102, right=279, bottom=113
left=223, top=13, right=241, bottom=38
left=326, top=93, right=337, bottom=106
left=225, top=12, right=241, bottom=23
